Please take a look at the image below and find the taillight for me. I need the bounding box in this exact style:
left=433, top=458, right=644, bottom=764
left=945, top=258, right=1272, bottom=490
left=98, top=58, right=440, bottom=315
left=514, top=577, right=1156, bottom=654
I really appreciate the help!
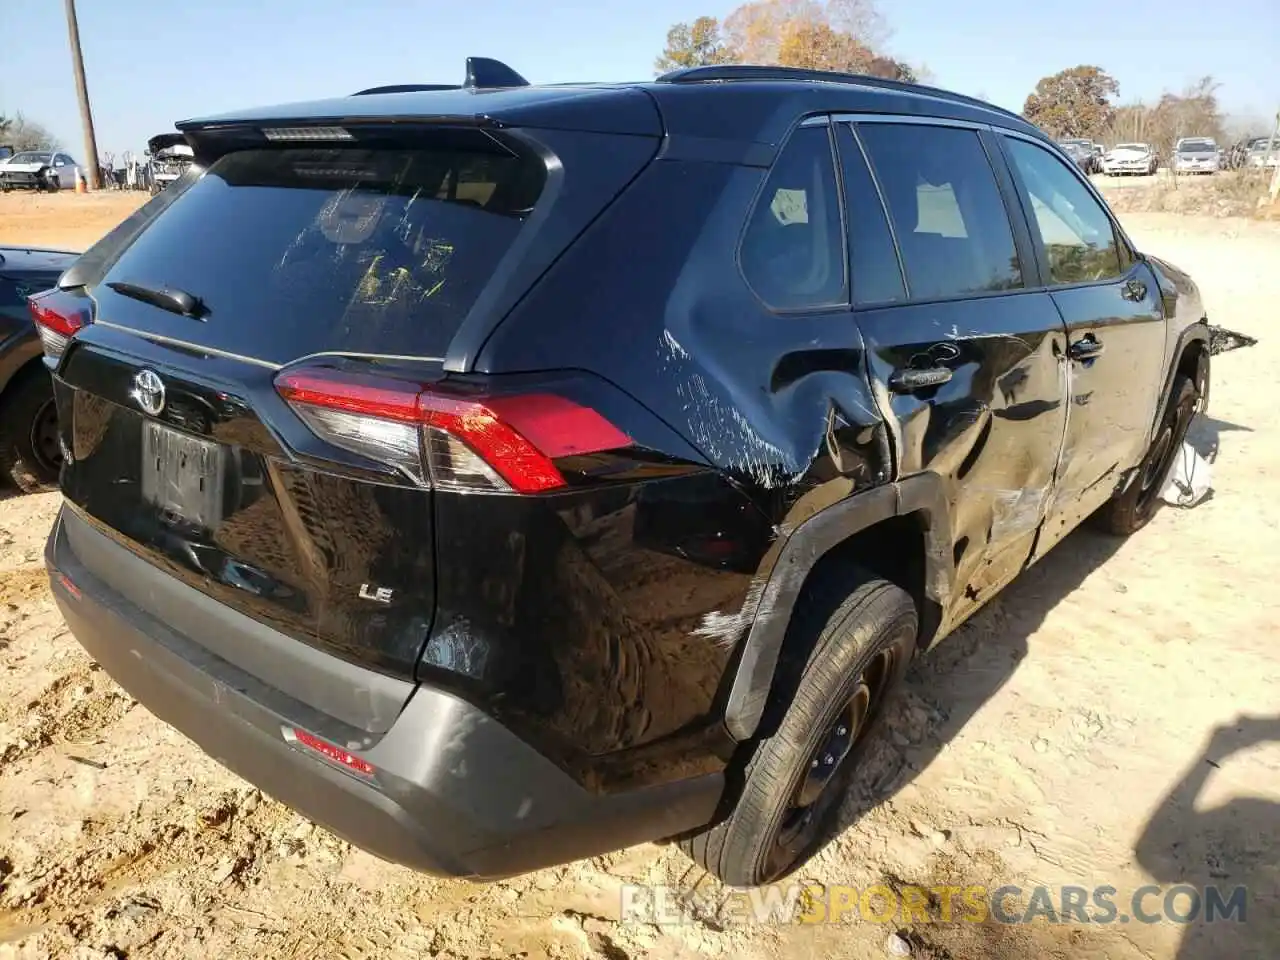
left=274, top=366, right=632, bottom=494
left=30, top=289, right=92, bottom=360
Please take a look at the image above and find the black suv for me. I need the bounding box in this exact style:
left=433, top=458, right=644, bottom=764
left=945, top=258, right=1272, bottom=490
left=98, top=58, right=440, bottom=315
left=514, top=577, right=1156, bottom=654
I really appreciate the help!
left=40, top=60, right=1210, bottom=886
left=1, top=245, right=80, bottom=490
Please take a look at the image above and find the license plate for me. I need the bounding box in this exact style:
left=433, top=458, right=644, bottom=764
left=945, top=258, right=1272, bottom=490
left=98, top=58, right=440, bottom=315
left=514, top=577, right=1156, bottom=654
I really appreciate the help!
left=141, top=420, right=225, bottom=528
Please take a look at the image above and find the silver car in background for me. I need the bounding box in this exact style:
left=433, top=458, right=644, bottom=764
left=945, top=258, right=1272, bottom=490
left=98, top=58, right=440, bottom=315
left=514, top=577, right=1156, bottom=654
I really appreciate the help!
left=1057, top=138, right=1097, bottom=173
left=0, top=150, right=82, bottom=192
left=1173, top=137, right=1220, bottom=175
left=1101, top=142, right=1158, bottom=175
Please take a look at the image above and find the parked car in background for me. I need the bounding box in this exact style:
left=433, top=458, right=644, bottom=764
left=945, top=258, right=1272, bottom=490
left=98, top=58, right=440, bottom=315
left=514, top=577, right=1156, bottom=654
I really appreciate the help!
left=0, top=146, right=14, bottom=163
left=146, top=133, right=195, bottom=194
left=0, top=151, right=82, bottom=192
left=40, top=58, right=1211, bottom=888
left=1247, top=136, right=1279, bottom=169
left=1058, top=138, right=1097, bottom=173
left=1173, top=138, right=1220, bottom=174
left=1101, top=142, right=1158, bottom=176
left=0, top=245, right=79, bottom=489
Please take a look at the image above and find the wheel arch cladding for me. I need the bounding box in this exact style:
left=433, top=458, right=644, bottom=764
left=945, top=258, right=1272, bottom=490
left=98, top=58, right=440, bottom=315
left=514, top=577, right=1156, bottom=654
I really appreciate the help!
left=1156, top=325, right=1210, bottom=433
left=722, top=472, right=952, bottom=742
left=1177, top=334, right=1210, bottom=414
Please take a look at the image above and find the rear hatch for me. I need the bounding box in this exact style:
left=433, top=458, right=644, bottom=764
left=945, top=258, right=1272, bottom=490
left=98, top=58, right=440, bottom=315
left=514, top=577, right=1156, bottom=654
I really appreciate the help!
left=49, top=90, right=662, bottom=684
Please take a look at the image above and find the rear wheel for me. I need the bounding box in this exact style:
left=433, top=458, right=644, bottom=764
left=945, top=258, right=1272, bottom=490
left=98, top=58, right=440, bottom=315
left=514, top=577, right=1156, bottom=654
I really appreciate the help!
left=1093, top=374, right=1197, bottom=536
left=0, top=367, right=62, bottom=493
left=680, top=573, right=917, bottom=887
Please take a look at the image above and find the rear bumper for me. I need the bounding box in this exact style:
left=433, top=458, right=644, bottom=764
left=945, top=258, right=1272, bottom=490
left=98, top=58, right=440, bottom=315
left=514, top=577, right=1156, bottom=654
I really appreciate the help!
left=46, top=506, right=723, bottom=879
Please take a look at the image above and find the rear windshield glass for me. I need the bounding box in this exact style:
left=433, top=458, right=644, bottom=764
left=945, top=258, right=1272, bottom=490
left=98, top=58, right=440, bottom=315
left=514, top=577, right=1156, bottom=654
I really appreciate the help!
left=100, top=138, right=546, bottom=364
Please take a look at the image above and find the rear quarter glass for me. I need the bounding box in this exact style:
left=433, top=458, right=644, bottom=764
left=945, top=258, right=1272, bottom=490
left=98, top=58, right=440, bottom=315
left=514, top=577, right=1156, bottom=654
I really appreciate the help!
left=97, top=136, right=547, bottom=365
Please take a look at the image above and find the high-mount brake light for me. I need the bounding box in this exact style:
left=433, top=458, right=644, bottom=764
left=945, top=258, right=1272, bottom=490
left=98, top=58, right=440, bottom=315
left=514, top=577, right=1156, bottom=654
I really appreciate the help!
left=261, top=126, right=355, bottom=142
left=274, top=367, right=632, bottom=494
left=30, top=291, right=90, bottom=360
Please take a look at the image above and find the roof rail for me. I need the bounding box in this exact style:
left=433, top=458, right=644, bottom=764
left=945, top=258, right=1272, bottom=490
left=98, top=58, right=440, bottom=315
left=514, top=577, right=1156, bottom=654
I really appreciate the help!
left=351, top=57, right=529, bottom=97
left=352, top=83, right=461, bottom=96
left=655, top=65, right=1026, bottom=126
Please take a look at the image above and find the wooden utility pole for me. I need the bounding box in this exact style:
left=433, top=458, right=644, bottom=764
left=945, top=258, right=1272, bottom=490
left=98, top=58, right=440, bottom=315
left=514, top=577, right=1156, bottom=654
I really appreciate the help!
left=64, top=0, right=101, bottom=189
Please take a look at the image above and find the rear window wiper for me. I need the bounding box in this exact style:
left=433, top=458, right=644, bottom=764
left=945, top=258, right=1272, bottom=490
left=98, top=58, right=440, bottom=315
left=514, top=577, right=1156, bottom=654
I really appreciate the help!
left=106, top=280, right=207, bottom=319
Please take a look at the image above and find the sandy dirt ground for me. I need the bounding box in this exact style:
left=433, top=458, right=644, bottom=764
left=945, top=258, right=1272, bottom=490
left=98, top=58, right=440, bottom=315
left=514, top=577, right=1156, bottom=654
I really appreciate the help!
left=0, top=192, right=1277, bottom=960
left=0, top=193, right=148, bottom=251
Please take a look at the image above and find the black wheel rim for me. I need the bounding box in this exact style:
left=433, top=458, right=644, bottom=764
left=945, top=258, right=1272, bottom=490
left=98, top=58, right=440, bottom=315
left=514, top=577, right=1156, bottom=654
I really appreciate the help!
left=764, top=639, right=905, bottom=881
left=1140, top=425, right=1175, bottom=493
left=28, top=398, right=62, bottom=474
left=1136, top=389, right=1195, bottom=509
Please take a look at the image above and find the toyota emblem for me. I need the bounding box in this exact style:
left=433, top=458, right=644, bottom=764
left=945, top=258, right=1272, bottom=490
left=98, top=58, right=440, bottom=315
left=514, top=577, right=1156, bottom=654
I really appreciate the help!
left=130, top=369, right=166, bottom=416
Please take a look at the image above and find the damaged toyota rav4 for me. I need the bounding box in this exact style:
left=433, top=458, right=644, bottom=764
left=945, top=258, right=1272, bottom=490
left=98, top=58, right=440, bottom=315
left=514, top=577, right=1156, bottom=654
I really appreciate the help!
left=40, top=59, right=1210, bottom=887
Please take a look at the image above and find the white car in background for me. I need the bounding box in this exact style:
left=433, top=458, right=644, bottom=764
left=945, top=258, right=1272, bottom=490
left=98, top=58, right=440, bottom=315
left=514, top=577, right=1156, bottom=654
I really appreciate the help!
left=146, top=133, right=195, bottom=194
left=1173, top=137, right=1220, bottom=175
left=1247, top=136, right=1279, bottom=169
left=1101, top=142, right=1157, bottom=176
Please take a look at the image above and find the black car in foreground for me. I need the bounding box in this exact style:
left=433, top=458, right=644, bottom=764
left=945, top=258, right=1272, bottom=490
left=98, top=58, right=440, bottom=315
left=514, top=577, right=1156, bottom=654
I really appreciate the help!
left=0, top=245, right=79, bottom=490
left=40, top=59, right=1210, bottom=886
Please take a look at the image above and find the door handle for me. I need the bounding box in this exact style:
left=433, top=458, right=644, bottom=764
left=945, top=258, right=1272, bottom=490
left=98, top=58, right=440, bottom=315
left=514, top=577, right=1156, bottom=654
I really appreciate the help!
left=1121, top=278, right=1147, bottom=301
left=1068, top=335, right=1104, bottom=361
left=889, top=366, right=953, bottom=393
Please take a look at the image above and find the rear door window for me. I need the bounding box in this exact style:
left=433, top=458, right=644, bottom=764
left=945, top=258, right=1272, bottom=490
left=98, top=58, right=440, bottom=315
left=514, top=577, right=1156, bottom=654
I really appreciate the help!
left=833, top=124, right=905, bottom=306
left=740, top=124, right=846, bottom=310
left=99, top=135, right=547, bottom=364
left=857, top=123, right=1023, bottom=301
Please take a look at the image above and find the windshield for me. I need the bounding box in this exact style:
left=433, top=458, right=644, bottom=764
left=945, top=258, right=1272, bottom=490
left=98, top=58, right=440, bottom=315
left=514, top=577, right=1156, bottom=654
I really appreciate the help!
left=1115, top=144, right=1148, bottom=151
left=1250, top=138, right=1276, bottom=150
left=1178, top=141, right=1215, bottom=153
left=11, top=152, right=50, bottom=164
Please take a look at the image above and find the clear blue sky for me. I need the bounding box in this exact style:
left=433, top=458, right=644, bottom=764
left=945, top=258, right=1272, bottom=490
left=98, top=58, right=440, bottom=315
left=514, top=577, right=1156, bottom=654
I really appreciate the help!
left=3, top=0, right=1277, bottom=159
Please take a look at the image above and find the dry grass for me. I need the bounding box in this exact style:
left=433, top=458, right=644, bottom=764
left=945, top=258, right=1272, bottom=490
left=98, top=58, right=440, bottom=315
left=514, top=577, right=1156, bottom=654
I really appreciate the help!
left=1097, top=169, right=1280, bottom=219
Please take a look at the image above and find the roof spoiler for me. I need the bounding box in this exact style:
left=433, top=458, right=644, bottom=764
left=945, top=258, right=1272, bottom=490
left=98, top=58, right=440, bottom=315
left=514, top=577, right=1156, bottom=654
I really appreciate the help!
left=352, top=56, right=528, bottom=97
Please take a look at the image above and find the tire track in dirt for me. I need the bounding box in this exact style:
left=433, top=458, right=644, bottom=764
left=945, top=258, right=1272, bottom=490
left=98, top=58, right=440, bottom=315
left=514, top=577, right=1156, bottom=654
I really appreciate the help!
left=0, top=567, right=51, bottom=610
left=0, top=661, right=133, bottom=771
left=0, top=785, right=298, bottom=943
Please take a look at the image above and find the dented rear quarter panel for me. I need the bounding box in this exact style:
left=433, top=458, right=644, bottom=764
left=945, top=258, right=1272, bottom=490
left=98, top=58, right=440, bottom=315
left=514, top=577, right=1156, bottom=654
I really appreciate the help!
left=471, top=155, right=898, bottom=787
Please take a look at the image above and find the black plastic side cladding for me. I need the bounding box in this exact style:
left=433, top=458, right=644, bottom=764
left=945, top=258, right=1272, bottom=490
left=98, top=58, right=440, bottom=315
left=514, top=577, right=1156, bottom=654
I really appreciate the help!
left=722, top=472, right=952, bottom=742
